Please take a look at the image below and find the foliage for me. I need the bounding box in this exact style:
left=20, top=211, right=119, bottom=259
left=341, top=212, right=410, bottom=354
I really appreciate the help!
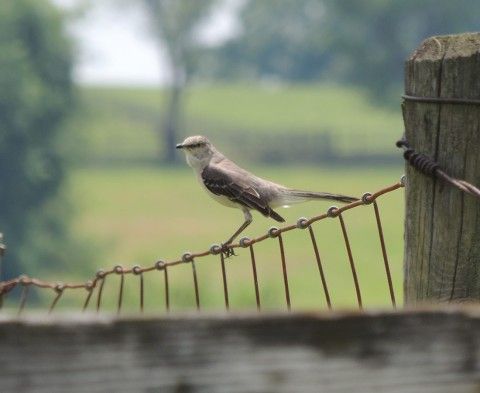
left=143, top=0, right=219, bottom=84
left=199, top=0, right=480, bottom=103
left=199, top=0, right=330, bottom=82
left=324, top=0, right=480, bottom=101
left=0, top=1, right=75, bottom=278
left=140, top=0, right=221, bottom=163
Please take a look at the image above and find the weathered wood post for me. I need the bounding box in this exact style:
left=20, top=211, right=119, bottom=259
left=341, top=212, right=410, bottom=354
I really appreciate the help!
left=403, top=33, right=480, bottom=304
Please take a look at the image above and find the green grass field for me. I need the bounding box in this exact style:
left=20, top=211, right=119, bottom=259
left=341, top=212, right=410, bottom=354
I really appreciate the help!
left=61, top=164, right=404, bottom=312
left=77, top=83, right=403, bottom=162
left=6, top=84, right=406, bottom=313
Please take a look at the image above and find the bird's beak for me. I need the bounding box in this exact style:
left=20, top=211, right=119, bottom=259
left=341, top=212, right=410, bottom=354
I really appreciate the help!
left=176, top=143, right=184, bottom=149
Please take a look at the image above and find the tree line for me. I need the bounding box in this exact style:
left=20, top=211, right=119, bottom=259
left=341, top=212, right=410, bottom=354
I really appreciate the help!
left=134, top=0, right=480, bottom=161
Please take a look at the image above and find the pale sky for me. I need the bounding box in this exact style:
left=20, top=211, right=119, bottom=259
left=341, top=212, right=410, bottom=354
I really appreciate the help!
left=51, top=0, right=242, bottom=86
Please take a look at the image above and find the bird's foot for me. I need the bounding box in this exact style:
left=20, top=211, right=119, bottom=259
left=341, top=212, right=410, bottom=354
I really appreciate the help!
left=221, top=243, right=236, bottom=259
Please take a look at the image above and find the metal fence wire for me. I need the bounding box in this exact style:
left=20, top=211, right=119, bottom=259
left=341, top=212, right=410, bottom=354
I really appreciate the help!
left=0, top=177, right=405, bottom=315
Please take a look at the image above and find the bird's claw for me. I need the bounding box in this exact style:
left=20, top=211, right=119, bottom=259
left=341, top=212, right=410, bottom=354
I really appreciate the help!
left=221, top=243, right=236, bottom=258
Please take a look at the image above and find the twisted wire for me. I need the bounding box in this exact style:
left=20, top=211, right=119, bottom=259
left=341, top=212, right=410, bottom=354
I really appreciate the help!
left=397, top=137, right=480, bottom=199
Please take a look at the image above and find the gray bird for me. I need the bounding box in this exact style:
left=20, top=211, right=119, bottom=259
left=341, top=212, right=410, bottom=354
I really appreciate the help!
left=177, top=135, right=358, bottom=254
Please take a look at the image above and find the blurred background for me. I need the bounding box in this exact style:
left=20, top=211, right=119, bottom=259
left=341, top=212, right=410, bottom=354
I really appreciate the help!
left=1, top=0, right=479, bottom=311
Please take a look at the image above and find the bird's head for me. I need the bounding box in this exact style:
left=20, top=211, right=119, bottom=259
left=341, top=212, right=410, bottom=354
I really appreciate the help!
left=176, top=135, right=216, bottom=169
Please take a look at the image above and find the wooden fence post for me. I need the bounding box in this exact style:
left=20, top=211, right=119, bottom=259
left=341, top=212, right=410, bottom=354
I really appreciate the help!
left=403, top=32, right=480, bottom=304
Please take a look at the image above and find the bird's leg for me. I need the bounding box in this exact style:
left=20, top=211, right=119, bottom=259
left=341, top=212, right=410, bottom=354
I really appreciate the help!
left=225, top=209, right=252, bottom=245
left=222, top=209, right=252, bottom=258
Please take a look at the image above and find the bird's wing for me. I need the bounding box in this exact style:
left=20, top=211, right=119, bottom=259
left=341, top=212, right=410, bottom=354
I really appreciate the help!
left=202, top=164, right=284, bottom=221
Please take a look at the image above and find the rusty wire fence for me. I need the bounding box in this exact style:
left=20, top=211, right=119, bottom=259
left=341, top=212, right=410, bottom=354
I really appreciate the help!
left=0, top=177, right=405, bottom=315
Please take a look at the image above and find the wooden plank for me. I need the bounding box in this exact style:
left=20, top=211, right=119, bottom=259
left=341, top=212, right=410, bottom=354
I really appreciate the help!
left=403, top=33, right=480, bottom=303
left=1, top=309, right=480, bottom=392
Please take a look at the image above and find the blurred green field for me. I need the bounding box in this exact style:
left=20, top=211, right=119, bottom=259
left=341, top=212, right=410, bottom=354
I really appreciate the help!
left=4, top=84, right=406, bottom=313
left=77, top=83, right=403, bottom=163
left=60, top=164, right=404, bottom=312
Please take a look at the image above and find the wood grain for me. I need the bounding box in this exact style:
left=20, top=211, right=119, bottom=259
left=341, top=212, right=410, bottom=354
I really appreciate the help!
left=403, top=33, right=480, bottom=303
left=1, top=310, right=480, bottom=392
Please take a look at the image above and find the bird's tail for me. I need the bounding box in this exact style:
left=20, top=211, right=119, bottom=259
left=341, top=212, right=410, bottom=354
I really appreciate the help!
left=279, top=189, right=359, bottom=205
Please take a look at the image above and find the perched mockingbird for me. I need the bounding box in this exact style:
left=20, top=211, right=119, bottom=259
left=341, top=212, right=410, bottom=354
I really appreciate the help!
left=177, top=135, right=358, bottom=254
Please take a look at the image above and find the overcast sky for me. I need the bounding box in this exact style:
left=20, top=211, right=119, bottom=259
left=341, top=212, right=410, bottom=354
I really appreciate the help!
left=51, top=0, right=242, bottom=86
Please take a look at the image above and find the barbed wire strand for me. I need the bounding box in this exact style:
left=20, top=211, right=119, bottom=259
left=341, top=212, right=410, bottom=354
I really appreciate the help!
left=397, top=136, right=480, bottom=200
left=400, top=93, right=480, bottom=199
left=0, top=179, right=404, bottom=313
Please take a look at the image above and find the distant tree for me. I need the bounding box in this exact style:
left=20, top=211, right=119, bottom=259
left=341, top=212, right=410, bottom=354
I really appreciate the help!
left=202, top=0, right=480, bottom=103
left=0, top=0, right=75, bottom=278
left=140, top=0, right=221, bottom=163
left=198, top=0, right=331, bottom=82
left=324, top=0, right=480, bottom=102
